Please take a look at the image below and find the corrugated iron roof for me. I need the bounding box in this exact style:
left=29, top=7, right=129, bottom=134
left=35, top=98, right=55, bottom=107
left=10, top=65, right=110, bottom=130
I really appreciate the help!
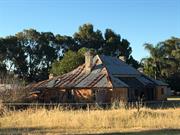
left=99, top=55, right=140, bottom=75
left=136, top=76, right=154, bottom=86
left=145, top=76, right=168, bottom=86
left=119, top=77, right=144, bottom=89
left=32, top=55, right=128, bottom=90
left=31, top=54, right=167, bottom=91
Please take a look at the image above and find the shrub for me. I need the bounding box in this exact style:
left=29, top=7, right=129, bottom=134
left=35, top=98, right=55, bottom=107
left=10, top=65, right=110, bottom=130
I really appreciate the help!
left=0, top=75, right=29, bottom=103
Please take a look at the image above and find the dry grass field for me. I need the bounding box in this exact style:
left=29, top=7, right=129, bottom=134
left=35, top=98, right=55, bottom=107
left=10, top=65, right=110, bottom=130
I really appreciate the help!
left=0, top=106, right=180, bottom=134
left=167, top=96, right=180, bottom=101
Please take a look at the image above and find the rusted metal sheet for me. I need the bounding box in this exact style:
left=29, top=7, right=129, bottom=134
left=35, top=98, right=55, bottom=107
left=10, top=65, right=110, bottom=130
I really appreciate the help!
left=31, top=55, right=128, bottom=90
left=29, top=55, right=168, bottom=91
left=74, top=89, right=93, bottom=103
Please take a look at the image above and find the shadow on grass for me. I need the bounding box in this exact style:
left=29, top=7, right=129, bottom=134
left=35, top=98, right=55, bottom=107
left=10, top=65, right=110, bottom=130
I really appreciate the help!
left=0, top=128, right=180, bottom=135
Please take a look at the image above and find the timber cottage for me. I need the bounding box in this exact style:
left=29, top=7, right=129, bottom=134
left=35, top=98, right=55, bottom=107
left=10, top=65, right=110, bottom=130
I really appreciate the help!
left=29, top=51, right=168, bottom=103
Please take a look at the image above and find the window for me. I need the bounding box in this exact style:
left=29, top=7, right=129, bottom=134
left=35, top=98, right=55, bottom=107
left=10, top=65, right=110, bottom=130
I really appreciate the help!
left=92, top=89, right=96, bottom=101
left=67, top=89, right=74, bottom=101
left=161, top=88, right=164, bottom=95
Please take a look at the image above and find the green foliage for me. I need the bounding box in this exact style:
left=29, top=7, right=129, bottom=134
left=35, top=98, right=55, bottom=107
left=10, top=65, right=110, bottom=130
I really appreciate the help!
left=0, top=38, right=7, bottom=62
left=74, top=24, right=104, bottom=50
left=0, top=62, right=6, bottom=76
left=74, top=24, right=138, bottom=68
left=55, top=34, right=76, bottom=53
left=50, top=49, right=86, bottom=76
left=0, top=23, right=139, bottom=82
left=126, top=56, right=140, bottom=69
left=103, top=29, right=132, bottom=57
left=142, top=37, right=180, bottom=92
left=167, top=72, right=180, bottom=93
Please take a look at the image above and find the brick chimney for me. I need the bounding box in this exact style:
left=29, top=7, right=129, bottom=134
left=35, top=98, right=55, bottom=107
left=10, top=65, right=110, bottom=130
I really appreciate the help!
left=119, top=56, right=126, bottom=62
left=85, top=51, right=93, bottom=73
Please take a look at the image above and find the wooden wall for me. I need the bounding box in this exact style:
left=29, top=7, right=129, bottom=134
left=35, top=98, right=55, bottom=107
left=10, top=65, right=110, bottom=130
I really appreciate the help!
left=75, top=88, right=128, bottom=103
left=111, top=88, right=128, bottom=102
left=29, top=87, right=128, bottom=103
left=28, top=88, right=68, bottom=103
left=74, top=88, right=113, bottom=103
left=95, top=88, right=112, bottom=103
left=155, top=86, right=168, bottom=100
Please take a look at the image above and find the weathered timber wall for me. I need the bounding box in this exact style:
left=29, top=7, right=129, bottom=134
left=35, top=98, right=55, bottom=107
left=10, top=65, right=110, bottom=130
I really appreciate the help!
left=155, top=86, right=168, bottom=100
left=29, top=87, right=129, bottom=103
left=111, top=88, right=128, bottom=102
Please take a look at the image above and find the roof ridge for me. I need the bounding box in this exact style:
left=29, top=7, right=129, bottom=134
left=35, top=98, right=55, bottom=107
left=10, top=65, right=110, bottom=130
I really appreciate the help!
left=96, top=55, right=113, bottom=88
left=98, top=55, right=129, bottom=88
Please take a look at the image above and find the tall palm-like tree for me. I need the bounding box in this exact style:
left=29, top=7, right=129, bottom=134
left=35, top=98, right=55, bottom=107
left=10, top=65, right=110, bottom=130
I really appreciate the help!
left=142, top=43, right=163, bottom=79
left=142, top=37, right=180, bottom=93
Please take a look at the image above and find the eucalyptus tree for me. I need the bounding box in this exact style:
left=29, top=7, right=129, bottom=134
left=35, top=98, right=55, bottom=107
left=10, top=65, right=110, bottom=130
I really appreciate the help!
left=74, top=23, right=104, bottom=51
left=0, top=38, right=7, bottom=75
left=73, top=24, right=139, bottom=68
left=15, top=29, right=58, bottom=81
left=1, top=36, right=28, bottom=78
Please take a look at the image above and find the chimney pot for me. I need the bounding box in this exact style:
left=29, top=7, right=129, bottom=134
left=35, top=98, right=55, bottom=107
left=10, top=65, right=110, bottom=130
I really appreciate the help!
left=119, top=56, right=126, bottom=62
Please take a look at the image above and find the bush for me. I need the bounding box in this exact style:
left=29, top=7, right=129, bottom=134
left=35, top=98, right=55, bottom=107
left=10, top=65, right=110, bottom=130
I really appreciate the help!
left=0, top=75, right=29, bottom=103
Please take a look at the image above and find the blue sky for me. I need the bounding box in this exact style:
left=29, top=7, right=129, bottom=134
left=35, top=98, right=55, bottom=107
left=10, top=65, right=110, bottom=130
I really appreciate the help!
left=0, top=0, right=180, bottom=61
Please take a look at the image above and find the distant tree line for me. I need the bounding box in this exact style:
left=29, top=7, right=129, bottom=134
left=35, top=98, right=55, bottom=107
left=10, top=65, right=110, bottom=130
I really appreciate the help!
left=0, top=23, right=179, bottom=93
left=0, top=24, right=139, bottom=82
left=142, top=37, right=180, bottom=93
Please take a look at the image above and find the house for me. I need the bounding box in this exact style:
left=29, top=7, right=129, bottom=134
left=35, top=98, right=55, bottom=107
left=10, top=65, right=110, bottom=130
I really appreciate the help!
left=28, top=51, right=169, bottom=103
